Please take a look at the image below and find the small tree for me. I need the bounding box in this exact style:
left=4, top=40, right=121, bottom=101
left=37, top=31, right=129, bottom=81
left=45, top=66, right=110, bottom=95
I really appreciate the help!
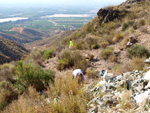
left=15, top=61, right=54, bottom=92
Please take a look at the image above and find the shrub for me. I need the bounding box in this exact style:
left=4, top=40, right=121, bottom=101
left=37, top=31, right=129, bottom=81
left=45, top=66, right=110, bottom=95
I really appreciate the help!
left=140, top=26, right=149, bottom=33
left=100, top=41, right=110, bottom=48
left=57, top=50, right=88, bottom=72
left=109, top=54, right=118, bottom=62
left=55, top=45, right=65, bottom=53
left=0, top=81, right=18, bottom=111
left=121, top=37, right=129, bottom=46
left=74, top=59, right=88, bottom=74
left=100, top=47, right=114, bottom=60
left=139, top=19, right=145, bottom=26
left=113, top=32, right=124, bottom=42
left=87, top=54, right=94, bottom=61
left=75, top=41, right=85, bottom=50
left=86, top=69, right=99, bottom=79
left=15, top=61, right=54, bottom=92
left=3, top=87, right=44, bottom=113
left=44, top=48, right=55, bottom=59
left=56, top=58, right=69, bottom=71
left=131, top=57, right=146, bottom=70
left=0, top=63, right=16, bottom=82
left=128, top=44, right=149, bottom=58
left=48, top=74, right=89, bottom=113
left=91, top=44, right=99, bottom=49
left=58, top=49, right=74, bottom=67
left=86, top=37, right=98, bottom=50
left=29, top=49, right=45, bottom=60
left=122, top=23, right=129, bottom=31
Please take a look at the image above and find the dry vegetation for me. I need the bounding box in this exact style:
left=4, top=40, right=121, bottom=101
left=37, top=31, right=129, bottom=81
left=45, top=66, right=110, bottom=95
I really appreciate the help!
left=1, top=0, right=150, bottom=112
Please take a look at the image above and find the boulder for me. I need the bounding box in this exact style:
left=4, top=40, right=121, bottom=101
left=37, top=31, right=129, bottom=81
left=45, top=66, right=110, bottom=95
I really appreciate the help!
left=134, top=90, right=150, bottom=106
left=144, top=70, right=150, bottom=81
left=145, top=58, right=150, bottom=63
left=97, top=8, right=126, bottom=24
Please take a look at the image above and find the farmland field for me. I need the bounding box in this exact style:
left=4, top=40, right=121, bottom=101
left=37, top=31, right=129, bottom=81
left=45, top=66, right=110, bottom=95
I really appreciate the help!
left=0, top=5, right=97, bottom=36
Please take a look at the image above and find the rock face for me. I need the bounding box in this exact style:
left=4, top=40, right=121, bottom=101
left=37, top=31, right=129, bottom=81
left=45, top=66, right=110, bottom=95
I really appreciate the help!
left=125, top=0, right=145, bottom=5
left=87, top=69, right=150, bottom=112
left=97, top=8, right=126, bottom=24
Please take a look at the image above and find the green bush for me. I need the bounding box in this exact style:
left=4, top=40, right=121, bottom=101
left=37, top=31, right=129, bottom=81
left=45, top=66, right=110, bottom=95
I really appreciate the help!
left=58, top=50, right=74, bottom=67
left=128, top=44, right=149, bottom=58
left=100, top=47, right=114, bottom=60
left=56, top=58, right=69, bottom=71
left=139, top=19, right=145, bottom=26
left=86, top=37, right=98, bottom=50
left=122, top=23, right=129, bottom=31
left=91, top=44, right=99, bottom=49
left=15, top=61, right=54, bottom=92
left=57, top=51, right=88, bottom=72
left=44, top=48, right=55, bottom=59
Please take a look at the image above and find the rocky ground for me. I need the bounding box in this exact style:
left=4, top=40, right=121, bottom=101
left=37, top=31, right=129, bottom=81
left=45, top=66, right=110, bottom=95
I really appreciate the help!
left=87, top=59, right=150, bottom=112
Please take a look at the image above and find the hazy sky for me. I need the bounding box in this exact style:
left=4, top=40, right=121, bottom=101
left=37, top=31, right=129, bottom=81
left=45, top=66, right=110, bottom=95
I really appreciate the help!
left=0, top=0, right=126, bottom=6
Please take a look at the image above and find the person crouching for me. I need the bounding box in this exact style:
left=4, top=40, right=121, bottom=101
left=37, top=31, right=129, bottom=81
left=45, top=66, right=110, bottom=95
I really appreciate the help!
left=73, top=69, right=84, bottom=85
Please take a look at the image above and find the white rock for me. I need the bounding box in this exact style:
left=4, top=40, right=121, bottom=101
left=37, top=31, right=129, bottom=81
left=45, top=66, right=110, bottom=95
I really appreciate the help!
left=145, top=59, right=150, bottom=63
left=134, top=90, right=150, bottom=106
left=144, top=70, right=150, bottom=81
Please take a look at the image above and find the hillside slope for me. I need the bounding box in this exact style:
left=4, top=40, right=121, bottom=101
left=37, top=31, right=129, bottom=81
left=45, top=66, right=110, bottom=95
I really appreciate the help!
left=52, top=0, right=150, bottom=73
left=24, top=30, right=74, bottom=49
left=0, top=27, right=49, bottom=44
left=0, top=36, right=29, bottom=64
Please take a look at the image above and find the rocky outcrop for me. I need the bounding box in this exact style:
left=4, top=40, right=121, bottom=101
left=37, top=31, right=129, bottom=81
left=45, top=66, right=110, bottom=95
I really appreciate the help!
left=87, top=69, right=150, bottom=112
left=125, top=0, right=145, bottom=5
left=97, top=8, right=126, bottom=24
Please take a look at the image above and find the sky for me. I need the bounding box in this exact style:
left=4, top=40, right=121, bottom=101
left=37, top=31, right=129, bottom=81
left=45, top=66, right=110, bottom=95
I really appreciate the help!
left=0, top=0, right=126, bottom=6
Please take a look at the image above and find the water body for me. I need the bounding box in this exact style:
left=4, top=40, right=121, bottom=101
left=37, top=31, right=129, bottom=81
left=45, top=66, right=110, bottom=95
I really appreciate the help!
left=0, top=17, right=28, bottom=23
left=41, top=14, right=92, bottom=18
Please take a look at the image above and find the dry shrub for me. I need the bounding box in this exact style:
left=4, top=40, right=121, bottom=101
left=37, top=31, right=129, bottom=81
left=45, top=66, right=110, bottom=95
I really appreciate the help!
left=26, top=50, right=45, bottom=67
left=105, top=35, right=114, bottom=44
left=86, top=69, right=99, bottom=79
left=116, top=90, right=137, bottom=112
left=100, top=47, right=114, bottom=60
left=87, top=54, right=94, bottom=61
left=131, top=56, right=146, bottom=71
left=56, top=58, right=69, bottom=71
left=2, top=87, right=46, bottom=113
left=140, top=26, right=149, bottom=33
left=75, top=41, right=85, bottom=50
left=0, top=81, right=18, bottom=111
left=0, top=63, right=16, bottom=82
left=109, top=54, right=118, bottom=62
left=139, top=19, right=145, bottom=26
left=113, top=57, right=146, bottom=74
left=55, top=45, right=65, bottom=54
left=57, top=50, right=88, bottom=72
left=113, top=32, right=124, bottom=42
left=121, top=37, right=129, bottom=46
left=48, top=74, right=89, bottom=113
left=57, top=49, right=74, bottom=70
left=100, top=41, right=110, bottom=48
